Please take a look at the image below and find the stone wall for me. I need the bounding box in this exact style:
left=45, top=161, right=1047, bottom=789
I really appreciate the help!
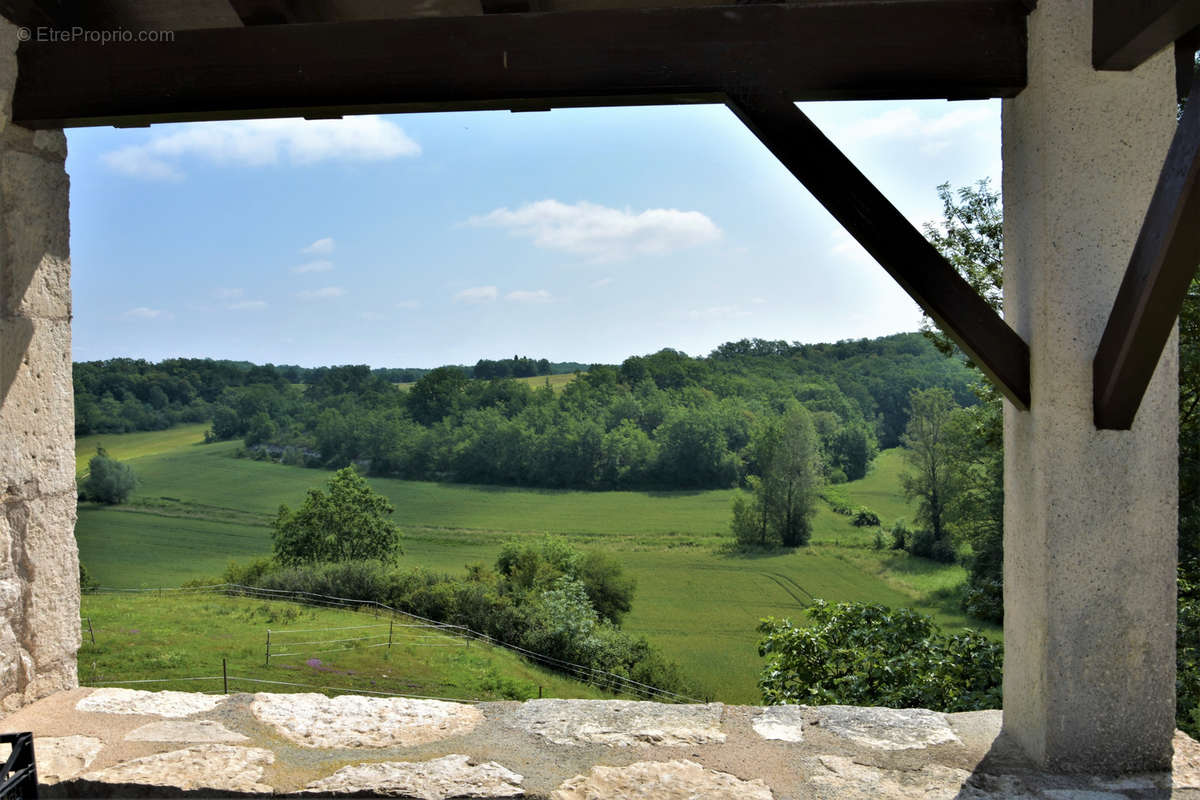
left=0, top=15, right=79, bottom=711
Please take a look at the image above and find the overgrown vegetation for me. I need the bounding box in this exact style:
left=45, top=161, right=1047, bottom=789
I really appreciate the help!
left=220, top=535, right=691, bottom=698
left=757, top=600, right=1001, bottom=711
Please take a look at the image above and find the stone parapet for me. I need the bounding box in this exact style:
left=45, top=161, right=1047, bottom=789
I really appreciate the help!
left=2, top=691, right=1199, bottom=798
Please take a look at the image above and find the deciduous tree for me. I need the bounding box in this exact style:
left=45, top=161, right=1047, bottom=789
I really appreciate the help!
left=271, top=467, right=402, bottom=566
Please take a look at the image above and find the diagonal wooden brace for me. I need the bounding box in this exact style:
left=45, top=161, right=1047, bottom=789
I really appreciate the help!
left=727, top=89, right=1031, bottom=410
left=1094, top=76, right=1200, bottom=430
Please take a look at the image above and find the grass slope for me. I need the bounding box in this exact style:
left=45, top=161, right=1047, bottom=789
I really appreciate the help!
left=75, top=425, right=993, bottom=704
left=75, top=424, right=211, bottom=475
left=396, top=373, right=579, bottom=393
left=80, top=591, right=608, bottom=702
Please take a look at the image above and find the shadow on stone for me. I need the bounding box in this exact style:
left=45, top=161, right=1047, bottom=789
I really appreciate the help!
left=951, top=730, right=1176, bottom=799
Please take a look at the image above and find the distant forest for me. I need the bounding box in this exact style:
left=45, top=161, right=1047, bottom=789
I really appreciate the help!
left=73, top=333, right=975, bottom=491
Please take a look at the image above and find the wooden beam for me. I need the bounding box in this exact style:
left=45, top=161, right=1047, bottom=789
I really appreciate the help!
left=1095, top=0, right=1200, bottom=71
left=13, top=0, right=1029, bottom=129
left=727, top=89, right=1031, bottom=410
left=1093, top=78, right=1200, bottom=429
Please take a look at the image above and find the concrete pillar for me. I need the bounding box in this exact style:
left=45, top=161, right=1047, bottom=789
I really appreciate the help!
left=0, top=17, right=78, bottom=712
left=1001, top=0, right=1179, bottom=773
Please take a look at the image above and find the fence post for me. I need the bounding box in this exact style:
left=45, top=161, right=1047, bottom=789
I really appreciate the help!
left=386, top=619, right=393, bottom=660
left=86, top=617, right=95, bottom=646
left=223, top=658, right=228, bottom=695
left=538, top=686, right=542, bottom=699
left=265, top=630, right=271, bottom=667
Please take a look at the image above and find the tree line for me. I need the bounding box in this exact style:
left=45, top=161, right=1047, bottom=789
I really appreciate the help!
left=72, top=356, right=584, bottom=436
left=195, top=335, right=973, bottom=493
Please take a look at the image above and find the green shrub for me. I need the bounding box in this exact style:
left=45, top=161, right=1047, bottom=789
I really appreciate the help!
left=757, top=600, right=1001, bottom=712
left=872, top=529, right=885, bottom=551
left=889, top=520, right=910, bottom=550
left=79, top=447, right=137, bottom=505
left=79, top=562, right=99, bottom=592
left=852, top=507, right=880, bottom=527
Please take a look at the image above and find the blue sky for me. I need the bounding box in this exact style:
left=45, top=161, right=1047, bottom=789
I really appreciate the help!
left=65, top=99, right=1001, bottom=368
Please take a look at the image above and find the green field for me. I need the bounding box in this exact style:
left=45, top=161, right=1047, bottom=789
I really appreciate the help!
left=79, top=591, right=610, bottom=702
left=396, top=372, right=579, bottom=393
left=75, top=423, right=211, bottom=475
left=75, top=426, right=989, bottom=703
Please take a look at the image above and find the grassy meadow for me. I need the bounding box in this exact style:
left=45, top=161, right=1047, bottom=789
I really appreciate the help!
left=79, top=591, right=609, bottom=702
left=75, top=426, right=990, bottom=704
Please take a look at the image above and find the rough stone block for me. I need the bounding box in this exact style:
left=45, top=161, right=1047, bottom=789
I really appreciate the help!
left=0, top=488, right=78, bottom=709
left=0, top=140, right=71, bottom=319
left=0, top=316, right=75, bottom=493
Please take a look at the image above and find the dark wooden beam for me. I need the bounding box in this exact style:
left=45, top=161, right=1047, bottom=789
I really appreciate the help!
left=727, top=89, right=1031, bottom=410
left=1094, top=78, right=1200, bottom=429
left=13, top=0, right=1029, bottom=129
left=1095, top=0, right=1200, bottom=71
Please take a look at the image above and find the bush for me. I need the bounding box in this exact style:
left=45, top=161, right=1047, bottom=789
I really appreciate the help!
left=757, top=600, right=1002, bottom=712
left=852, top=507, right=880, bottom=527
left=79, top=447, right=137, bottom=505
left=962, top=577, right=1003, bottom=623
left=908, top=528, right=957, bottom=563
left=872, top=529, right=885, bottom=550
left=79, top=562, right=99, bottom=592
left=889, top=520, right=910, bottom=550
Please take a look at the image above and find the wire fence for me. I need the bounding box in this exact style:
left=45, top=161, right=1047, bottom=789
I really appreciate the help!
left=85, top=583, right=704, bottom=704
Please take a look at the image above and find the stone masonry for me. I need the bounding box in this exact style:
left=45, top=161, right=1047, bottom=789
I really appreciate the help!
left=4, top=691, right=1200, bottom=798
left=0, top=13, right=78, bottom=711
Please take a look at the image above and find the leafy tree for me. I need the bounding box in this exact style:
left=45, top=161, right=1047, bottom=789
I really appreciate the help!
left=495, top=536, right=635, bottom=624
left=732, top=407, right=822, bottom=548
left=900, top=388, right=963, bottom=555
left=407, top=366, right=468, bottom=425
left=79, top=446, right=137, bottom=504
left=920, top=179, right=1004, bottom=362
left=757, top=600, right=1002, bottom=712
left=271, top=467, right=402, bottom=566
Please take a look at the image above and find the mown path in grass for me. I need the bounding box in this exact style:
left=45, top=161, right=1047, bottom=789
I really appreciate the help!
left=76, top=427, right=993, bottom=704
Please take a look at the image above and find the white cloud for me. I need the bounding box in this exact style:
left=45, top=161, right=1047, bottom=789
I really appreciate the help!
left=228, top=300, right=267, bottom=311
left=832, top=105, right=996, bottom=156
left=467, top=199, right=721, bottom=261
left=395, top=300, right=421, bottom=310
left=215, top=288, right=244, bottom=299
left=301, top=238, right=335, bottom=256
left=751, top=297, right=767, bottom=305
left=590, top=277, right=613, bottom=289
left=101, top=116, right=420, bottom=180
left=292, top=259, right=334, bottom=274
left=297, top=286, right=346, bottom=300
left=123, top=307, right=167, bottom=320
left=454, top=285, right=498, bottom=303
left=505, top=289, right=551, bottom=303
